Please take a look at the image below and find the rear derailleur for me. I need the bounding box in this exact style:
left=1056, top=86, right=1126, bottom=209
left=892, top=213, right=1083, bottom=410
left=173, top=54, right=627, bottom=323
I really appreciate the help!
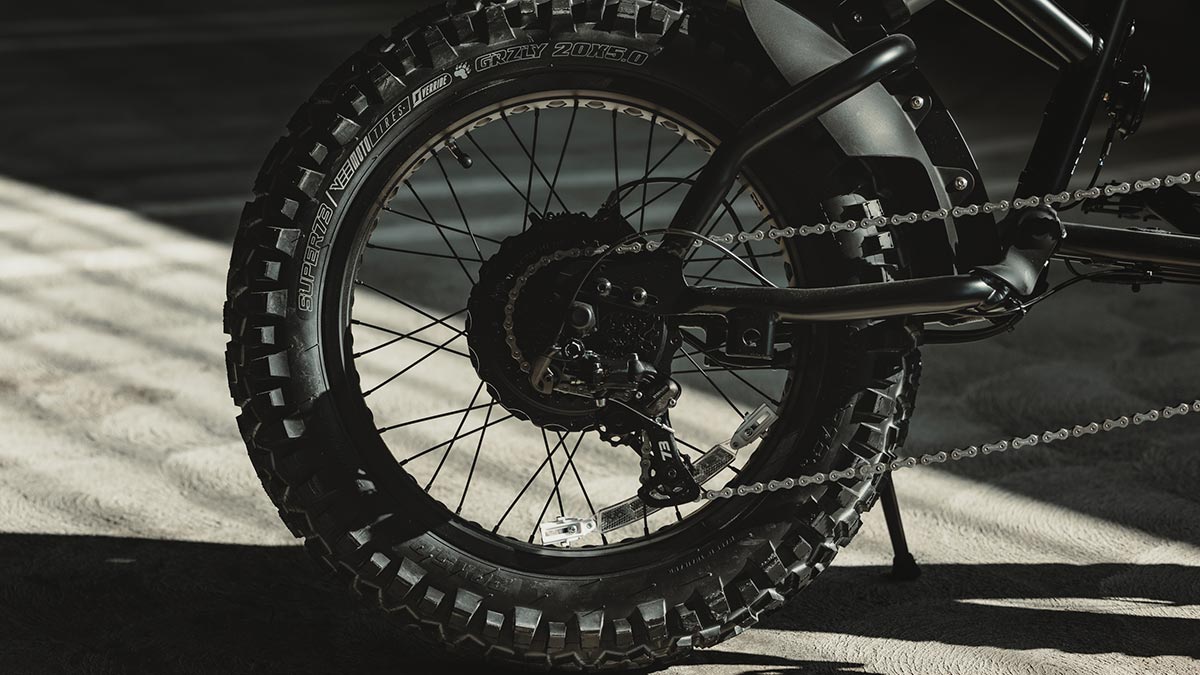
left=530, top=300, right=781, bottom=512
left=529, top=333, right=701, bottom=507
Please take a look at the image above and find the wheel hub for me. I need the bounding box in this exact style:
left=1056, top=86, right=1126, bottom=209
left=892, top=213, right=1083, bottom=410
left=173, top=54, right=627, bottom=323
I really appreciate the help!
left=467, top=211, right=670, bottom=431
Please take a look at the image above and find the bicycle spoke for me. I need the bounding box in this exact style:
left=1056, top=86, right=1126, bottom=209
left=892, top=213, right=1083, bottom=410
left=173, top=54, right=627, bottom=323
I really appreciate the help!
left=640, top=113, right=656, bottom=232
left=717, top=190, right=769, bottom=279
left=620, top=165, right=703, bottom=221
left=381, top=206, right=504, bottom=245
left=681, top=350, right=744, bottom=417
left=354, top=281, right=467, bottom=337
left=723, top=369, right=780, bottom=406
left=684, top=273, right=762, bottom=287
left=676, top=329, right=754, bottom=366
left=362, top=331, right=461, bottom=397
left=377, top=400, right=493, bottom=434
left=518, top=110, right=536, bottom=229
left=672, top=365, right=771, bottom=375
left=544, top=429, right=564, bottom=517
left=493, top=432, right=570, bottom=534
left=501, top=109, right=570, bottom=219
left=405, top=180, right=475, bottom=284
left=400, top=412, right=514, bottom=466
left=643, top=135, right=687, bottom=184
left=426, top=382, right=488, bottom=491
left=455, top=402, right=494, bottom=514
left=675, top=436, right=707, bottom=456
left=433, top=153, right=484, bottom=275
left=611, top=110, right=620, bottom=195
left=527, top=432, right=585, bottom=543
left=353, top=310, right=469, bottom=359
left=542, top=100, right=579, bottom=214
left=353, top=326, right=469, bottom=361
left=560, top=433, right=607, bottom=545
left=687, top=251, right=782, bottom=263
left=464, top=131, right=545, bottom=220
left=366, top=243, right=485, bottom=263
left=683, top=182, right=750, bottom=266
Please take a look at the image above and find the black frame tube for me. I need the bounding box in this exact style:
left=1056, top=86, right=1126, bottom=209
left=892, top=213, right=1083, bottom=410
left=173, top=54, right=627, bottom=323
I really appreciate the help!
left=992, top=0, right=1095, bottom=64
left=1014, top=0, right=1132, bottom=198
left=675, top=275, right=997, bottom=321
left=945, top=0, right=1065, bottom=68
left=666, top=34, right=916, bottom=239
left=1057, top=223, right=1200, bottom=272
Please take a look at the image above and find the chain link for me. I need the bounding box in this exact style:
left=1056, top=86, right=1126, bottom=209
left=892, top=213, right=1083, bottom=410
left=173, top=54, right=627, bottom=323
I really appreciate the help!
left=700, top=400, right=1200, bottom=500
left=725, top=170, right=1197, bottom=247
left=502, top=168, right=1200, bottom=500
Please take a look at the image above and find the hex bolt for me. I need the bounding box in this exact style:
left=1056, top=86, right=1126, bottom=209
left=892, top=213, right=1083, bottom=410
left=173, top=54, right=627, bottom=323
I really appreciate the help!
left=630, top=287, right=648, bottom=306
left=561, top=339, right=585, bottom=359
left=953, top=175, right=970, bottom=192
left=909, top=96, right=925, bottom=111
left=568, top=302, right=596, bottom=333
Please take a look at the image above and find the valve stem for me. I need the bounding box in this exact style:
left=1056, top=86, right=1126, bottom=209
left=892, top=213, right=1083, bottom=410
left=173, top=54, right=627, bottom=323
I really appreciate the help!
left=446, top=139, right=473, bottom=169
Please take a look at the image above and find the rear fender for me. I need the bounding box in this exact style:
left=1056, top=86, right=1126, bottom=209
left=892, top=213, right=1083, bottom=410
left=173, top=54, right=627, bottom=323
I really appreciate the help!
left=741, top=0, right=1002, bottom=275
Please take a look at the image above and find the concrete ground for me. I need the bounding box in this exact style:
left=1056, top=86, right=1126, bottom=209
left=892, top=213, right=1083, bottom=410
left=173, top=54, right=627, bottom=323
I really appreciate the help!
left=1, top=2, right=1199, bottom=674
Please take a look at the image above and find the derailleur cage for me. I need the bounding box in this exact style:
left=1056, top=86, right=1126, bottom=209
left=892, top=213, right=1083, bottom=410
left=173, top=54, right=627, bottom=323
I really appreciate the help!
left=637, top=423, right=701, bottom=507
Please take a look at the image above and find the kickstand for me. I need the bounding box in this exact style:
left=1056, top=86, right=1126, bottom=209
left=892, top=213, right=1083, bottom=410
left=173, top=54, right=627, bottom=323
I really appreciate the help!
left=879, top=473, right=921, bottom=581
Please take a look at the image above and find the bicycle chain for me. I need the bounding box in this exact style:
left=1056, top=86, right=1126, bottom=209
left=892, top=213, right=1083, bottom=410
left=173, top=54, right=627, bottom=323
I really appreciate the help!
left=499, top=168, right=1200, bottom=500
left=700, top=400, right=1200, bottom=501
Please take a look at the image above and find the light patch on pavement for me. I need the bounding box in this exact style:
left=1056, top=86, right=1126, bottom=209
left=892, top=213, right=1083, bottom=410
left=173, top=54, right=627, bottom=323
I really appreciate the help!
left=959, top=596, right=1200, bottom=619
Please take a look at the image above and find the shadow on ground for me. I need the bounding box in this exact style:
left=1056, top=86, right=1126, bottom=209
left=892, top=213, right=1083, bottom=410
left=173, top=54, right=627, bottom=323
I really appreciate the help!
left=1, top=534, right=1195, bottom=674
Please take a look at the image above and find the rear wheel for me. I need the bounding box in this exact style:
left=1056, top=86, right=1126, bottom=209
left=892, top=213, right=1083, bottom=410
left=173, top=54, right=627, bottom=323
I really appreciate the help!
left=225, top=1, right=922, bottom=669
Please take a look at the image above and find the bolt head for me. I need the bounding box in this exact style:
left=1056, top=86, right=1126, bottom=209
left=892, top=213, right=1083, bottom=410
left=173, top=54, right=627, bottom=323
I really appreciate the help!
left=852, top=12, right=864, bottom=23
left=909, top=95, right=926, bottom=111
left=630, top=287, right=648, bottom=306
left=595, top=278, right=612, bottom=296
left=953, top=176, right=970, bottom=192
